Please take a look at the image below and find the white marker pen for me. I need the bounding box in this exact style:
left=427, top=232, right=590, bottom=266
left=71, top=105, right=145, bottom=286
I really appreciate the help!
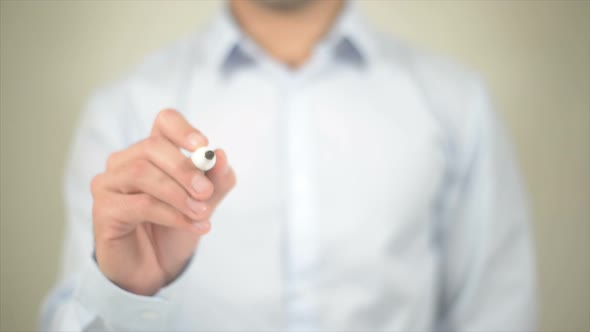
left=191, top=146, right=216, bottom=171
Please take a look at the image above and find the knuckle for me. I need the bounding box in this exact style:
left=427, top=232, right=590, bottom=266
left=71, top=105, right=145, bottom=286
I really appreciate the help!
left=105, top=153, right=119, bottom=170
left=142, top=137, right=163, bottom=156
left=135, top=194, right=155, bottom=210
left=128, top=159, right=150, bottom=178
left=143, top=136, right=157, bottom=150
left=156, top=109, right=177, bottom=126
left=92, top=197, right=111, bottom=222
left=90, top=173, right=104, bottom=194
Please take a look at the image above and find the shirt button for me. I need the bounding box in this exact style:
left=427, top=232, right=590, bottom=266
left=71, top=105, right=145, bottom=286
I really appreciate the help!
left=140, top=310, right=160, bottom=320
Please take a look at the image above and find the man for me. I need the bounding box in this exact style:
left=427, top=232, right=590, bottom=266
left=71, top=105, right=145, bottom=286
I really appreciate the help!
left=41, top=0, right=536, bottom=330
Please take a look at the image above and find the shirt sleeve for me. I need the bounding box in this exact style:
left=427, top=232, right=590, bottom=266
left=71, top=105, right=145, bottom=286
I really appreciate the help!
left=39, top=85, right=188, bottom=331
left=435, top=79, right=537, bottom=331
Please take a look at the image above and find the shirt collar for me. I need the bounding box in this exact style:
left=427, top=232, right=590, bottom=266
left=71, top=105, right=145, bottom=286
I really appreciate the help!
left=324, top=1, right=378, bottom=67
left=203, top=0, right=378, bottom=75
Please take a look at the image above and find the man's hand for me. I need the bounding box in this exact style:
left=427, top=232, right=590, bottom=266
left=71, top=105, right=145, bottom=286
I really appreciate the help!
left=91, top=109, right=236, bottom=296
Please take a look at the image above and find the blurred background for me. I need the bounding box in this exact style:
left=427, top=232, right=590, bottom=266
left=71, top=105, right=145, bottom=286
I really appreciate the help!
left=1, top=1, right=588, bottom=331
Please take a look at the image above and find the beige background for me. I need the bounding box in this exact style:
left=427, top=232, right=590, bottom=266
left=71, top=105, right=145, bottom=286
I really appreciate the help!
left=1, top=1, right=589, bottom=331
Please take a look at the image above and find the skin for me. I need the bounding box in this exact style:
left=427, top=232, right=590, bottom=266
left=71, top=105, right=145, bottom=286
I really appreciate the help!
left=92, top=109, right=236, bottom=295
left=93, top=0, right=343, bottom=296
left=232, top=0, right=344, bottom=67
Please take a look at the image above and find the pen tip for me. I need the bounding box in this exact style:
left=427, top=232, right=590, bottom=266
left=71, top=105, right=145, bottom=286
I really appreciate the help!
left=205, top=150, right=215, bottom=160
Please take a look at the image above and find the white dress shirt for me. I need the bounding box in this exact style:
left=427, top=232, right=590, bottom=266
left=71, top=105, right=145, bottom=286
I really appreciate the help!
left=41, top=3, right=536, bottom=331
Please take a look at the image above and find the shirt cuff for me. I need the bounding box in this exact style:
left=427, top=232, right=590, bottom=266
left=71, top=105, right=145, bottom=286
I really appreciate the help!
left=74, top=256, right=189, bottom=331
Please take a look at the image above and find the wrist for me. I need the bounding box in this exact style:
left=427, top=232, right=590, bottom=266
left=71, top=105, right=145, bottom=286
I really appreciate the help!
left=94, top=251, right=166, bottom=296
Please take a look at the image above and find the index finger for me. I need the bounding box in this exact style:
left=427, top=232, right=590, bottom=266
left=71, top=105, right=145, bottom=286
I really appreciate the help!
left=151, top=109, right=208, bottom=151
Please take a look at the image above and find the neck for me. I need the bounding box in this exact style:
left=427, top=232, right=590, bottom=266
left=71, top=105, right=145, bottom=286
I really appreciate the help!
left=230, top=0, right=344, bottom=68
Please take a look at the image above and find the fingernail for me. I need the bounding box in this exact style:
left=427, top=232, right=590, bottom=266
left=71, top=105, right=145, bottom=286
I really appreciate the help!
left=192, top=176, right=210, bottom=195
left=187, top=198, right=208, bottom=215
left=193, top=221, right=210, bottom=233
left=187, top=133, right=205, bottom=149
